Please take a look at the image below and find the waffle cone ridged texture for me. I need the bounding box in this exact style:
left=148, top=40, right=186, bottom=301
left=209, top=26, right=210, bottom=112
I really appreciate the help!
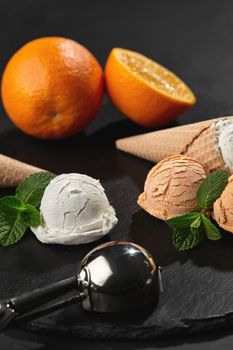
left=0, top=154, right=44, bottom=187
left=116, top=116, right=233, bottom=172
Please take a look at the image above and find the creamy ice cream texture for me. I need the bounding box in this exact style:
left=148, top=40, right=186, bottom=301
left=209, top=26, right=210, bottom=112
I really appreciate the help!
left=213, top=175, right=233, bottom=233
left=31, top=173, right=118, bottom=244
left=138, top=155, right=207, bottom=220
left=215, top=120, right=233, bottom=173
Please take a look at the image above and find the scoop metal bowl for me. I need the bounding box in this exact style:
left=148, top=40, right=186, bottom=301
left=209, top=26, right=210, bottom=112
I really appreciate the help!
left=0, top=241, right=162, bottom=332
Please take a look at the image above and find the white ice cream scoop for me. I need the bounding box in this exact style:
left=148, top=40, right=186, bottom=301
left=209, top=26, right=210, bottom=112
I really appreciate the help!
left=215, top=120, right=233, bottom=173
left=31, top=173, right=118, bottom=245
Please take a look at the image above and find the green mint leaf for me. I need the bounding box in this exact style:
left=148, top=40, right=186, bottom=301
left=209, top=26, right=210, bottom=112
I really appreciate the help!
left=0, top=196, right=27, bottom=246
left=166, top=212, right=201, bottom=230
left=190, top=215, right=201, bottom=229
left=0, top=211, right=27, bottom=246
left=0, top=196, right=41, bottom=246
left=16, top=171, right=56, bottom=208
left=197, top=170, right=229, bottom=209
left=201, top=215, right=222, bottom=241
left=0, top=196, right=26, bottom=212
left=21, top=204, right=42, bottom=227
left=172, top=227, right=203, bottom=251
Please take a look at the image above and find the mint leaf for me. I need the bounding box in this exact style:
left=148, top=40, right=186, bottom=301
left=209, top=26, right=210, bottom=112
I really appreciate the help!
left=0, top=196, right=26, bottom=212
left=16, top=172, right=56, bottom=208
left=201, top=215, right=222, bottom=240
left=190, top=215, right=201, bottom=229
left=166, top=212, right=201, bottom=230
left=172, top=227, right=203, bottom=251
left=165, top=169, right=228, bottom=250
left=167, top=212, right=203, bottom=251
left=21, top=204, right=42, bottom=227
left=0, top=196, right=27, bottom=246
left=0, top=196, right=41, bottom=246
left=197, top=170, right=229, bottom=209
left=0, top=211, right=27, bottom=246
left=0, top=172, right=54, bottom=246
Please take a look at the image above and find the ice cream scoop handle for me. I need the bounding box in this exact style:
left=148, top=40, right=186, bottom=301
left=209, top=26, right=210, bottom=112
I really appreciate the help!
left=10, top=276, right=78, bottom=314
left=11, top=292, right=85, bottom=326
left=0, top=276, right=79, bottom=332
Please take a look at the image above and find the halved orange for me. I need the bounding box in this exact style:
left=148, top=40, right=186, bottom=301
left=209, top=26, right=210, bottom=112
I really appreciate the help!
left=105, top=48, right=196, bottom=127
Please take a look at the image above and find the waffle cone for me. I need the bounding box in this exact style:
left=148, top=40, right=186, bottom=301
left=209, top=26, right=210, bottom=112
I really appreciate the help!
left=116, top=116, right=233, bottom=172
left=0, top=154, right=44, bottom=188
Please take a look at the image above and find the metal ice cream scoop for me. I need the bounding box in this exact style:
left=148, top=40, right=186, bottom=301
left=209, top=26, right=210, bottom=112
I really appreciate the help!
left=0, top=241, right=162, bottom=332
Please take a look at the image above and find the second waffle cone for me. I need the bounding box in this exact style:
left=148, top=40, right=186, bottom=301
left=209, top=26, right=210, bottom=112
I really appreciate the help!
left=116, top=116, right=233, bottom=172
left=0, top=154, right=44, bottom=187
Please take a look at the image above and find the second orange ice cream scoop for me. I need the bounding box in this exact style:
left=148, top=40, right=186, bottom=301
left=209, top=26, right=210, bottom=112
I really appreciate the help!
left=138, top=155, right=207, bottom=220
left=213, top=175, right=233, bottom=233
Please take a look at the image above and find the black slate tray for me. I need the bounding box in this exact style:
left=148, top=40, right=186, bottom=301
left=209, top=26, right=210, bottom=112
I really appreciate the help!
left=1, top=109, right=233, bottom=340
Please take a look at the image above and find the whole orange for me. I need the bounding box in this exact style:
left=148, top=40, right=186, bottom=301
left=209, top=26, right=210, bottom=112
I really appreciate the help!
left=1, top=37, right=104, bottom=139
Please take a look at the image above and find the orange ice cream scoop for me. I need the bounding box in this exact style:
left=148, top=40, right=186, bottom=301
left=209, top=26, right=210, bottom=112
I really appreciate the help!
left=213, top=175, right=233, bottom=233
left=138, top=155, right=207, bottom=220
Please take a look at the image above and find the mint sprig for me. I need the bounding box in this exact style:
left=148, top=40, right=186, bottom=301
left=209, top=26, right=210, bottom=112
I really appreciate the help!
left=0, top=172, right=55, bottom=246
left=16, top=171, right=55, bottom=208
left=197, top=170, right=229, bottom=209
left=172, top=227, right=203, bottom=251
left=166, top=212, right=200, bottom=230
left=201, top=215, right=221, bottom=240
left=0, top=212, right=27, bottom=247
left=166, top=170, right=229, bottom=251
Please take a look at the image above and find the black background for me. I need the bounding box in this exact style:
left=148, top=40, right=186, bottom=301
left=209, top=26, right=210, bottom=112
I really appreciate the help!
left=1, top=0, right=233, bottom=349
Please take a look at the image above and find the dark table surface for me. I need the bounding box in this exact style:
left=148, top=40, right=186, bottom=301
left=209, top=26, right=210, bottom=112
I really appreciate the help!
left=2, top=0, right=233, bottom=348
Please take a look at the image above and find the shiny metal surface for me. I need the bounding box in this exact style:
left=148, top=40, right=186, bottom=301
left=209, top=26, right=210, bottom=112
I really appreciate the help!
left=78, top=241, right=160, bottom=312
left=0, top=241, right=160, bottom=331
